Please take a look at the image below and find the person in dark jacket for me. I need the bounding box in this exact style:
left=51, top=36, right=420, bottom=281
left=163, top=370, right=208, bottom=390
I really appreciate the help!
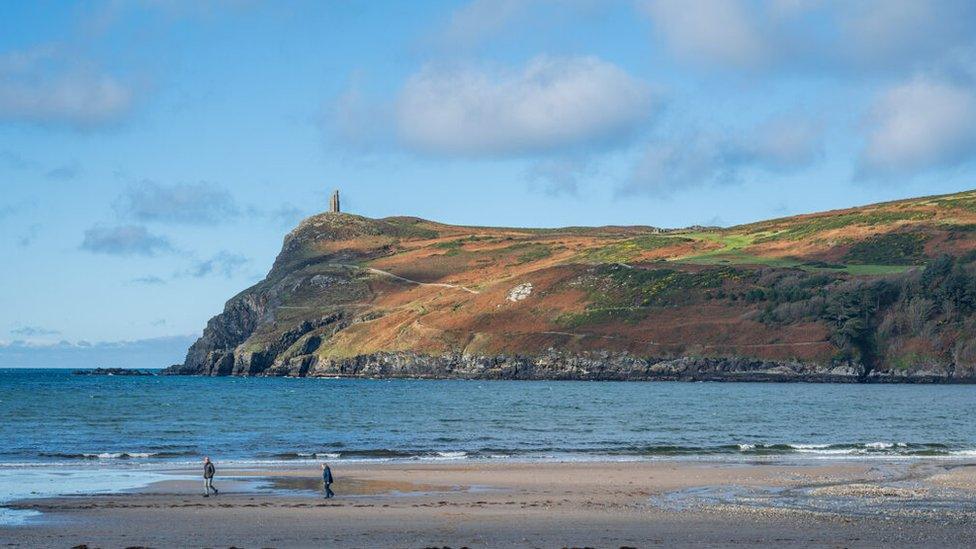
left=321, top=463, right=335, bottom=498
left=203, top=456, right=218, bottom=497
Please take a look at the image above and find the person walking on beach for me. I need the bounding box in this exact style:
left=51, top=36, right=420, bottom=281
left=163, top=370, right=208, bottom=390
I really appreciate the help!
left=203, top=456, right=219, bottom=497
left=322, top=463, right=335, bottom=498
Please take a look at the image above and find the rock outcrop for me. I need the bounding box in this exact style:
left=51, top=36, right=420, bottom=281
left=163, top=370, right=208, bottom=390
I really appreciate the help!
left=165, top=348, right=970, bottom=382
left=73, top=368, right=155, bottom=376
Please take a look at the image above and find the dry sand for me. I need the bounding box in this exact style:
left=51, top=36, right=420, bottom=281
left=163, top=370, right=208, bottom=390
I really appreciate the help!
left=4, top=460, right=976, bottom=548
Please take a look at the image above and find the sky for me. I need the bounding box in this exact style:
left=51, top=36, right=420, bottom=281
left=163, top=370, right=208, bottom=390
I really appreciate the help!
left=2, top=0, right=976, bottom=366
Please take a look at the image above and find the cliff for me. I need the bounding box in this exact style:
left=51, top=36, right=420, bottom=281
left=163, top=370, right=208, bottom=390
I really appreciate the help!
left=164, top=190, right=976, bottom=382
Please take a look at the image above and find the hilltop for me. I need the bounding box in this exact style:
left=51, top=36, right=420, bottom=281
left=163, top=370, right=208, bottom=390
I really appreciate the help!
left=164, top=189, right=976, bottom=382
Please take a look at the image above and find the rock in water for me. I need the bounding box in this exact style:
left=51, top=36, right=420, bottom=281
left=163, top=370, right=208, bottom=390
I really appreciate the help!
left=73, top=368, right=154, bottom=376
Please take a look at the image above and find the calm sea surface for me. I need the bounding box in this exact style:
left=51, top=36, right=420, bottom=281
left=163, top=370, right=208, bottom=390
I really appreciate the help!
left=3, top=368, right=976, bottom=465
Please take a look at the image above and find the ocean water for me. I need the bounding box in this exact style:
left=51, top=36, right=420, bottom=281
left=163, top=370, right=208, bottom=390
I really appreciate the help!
left=3, top=368, right=976, bottom=465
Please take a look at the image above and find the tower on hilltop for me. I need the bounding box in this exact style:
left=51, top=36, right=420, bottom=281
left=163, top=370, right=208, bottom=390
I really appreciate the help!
left=329, top=189, right=340, bottom=213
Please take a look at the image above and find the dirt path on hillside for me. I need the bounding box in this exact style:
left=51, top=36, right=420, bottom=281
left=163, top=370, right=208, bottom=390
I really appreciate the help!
left=339, top=264, right=481, bottom=294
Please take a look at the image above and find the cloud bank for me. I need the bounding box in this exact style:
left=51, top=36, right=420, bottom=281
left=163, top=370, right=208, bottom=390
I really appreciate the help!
left=0, top=335, right=196, bottom=369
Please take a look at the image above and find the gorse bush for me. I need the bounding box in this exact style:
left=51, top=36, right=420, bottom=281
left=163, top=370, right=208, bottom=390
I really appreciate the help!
left=751, top=210, right=935, bottom=242
left=843, top=233, right=929, bottom=265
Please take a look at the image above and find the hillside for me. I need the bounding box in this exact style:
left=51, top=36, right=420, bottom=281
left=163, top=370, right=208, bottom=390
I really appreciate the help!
left=164, top=189, right=976, bottom=382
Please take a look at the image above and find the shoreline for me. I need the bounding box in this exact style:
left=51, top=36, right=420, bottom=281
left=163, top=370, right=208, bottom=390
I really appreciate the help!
left=7, top=450, right=976, bottom=471
left=4, top=459, right=976, bottom=547
left=163, top=350, right=976, bottom=383
left=22, top=366, right=976, bottom=383
left=5, top=437, right=976, bottom=466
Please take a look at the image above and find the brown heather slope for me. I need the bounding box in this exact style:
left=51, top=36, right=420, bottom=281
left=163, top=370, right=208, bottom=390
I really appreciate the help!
left=164, top=189, right=976, bottom=382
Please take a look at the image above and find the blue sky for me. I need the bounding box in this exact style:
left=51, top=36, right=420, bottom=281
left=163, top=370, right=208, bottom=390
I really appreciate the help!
left=2, top=0, right=976, bottom=366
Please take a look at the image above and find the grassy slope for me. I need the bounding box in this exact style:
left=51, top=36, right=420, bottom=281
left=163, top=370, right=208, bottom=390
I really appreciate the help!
left=244, top=189, right=976, bottom=374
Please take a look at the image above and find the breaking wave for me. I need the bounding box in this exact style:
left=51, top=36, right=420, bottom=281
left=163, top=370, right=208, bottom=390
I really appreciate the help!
left=38, top=451, right=194, bottom=460
left=242, top=443, right=972, bottom=461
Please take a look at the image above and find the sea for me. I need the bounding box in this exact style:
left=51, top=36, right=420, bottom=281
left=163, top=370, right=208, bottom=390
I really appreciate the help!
left=4, top=368, right=976, bottom=463
left=2, top=368, right=976, bottom=523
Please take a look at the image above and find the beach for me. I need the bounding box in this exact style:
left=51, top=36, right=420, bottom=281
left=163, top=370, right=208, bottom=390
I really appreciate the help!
left=5, top=459, right=976, bottom=547
left=5, top=371, right=976, bottom=546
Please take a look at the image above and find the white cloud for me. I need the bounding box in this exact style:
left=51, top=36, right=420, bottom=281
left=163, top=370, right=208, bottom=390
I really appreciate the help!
left=623, top=114, right=823, bottom=196
left=0, top=47, right=136, bottom=128
left=860, top=77, right=976, bottom=176
left=839, top=0, right=976, bottom=70
left=637, top=0, right=976, bottom=74
left=638, top=0, right=768, bottom=68
left=395, top=56, right=656, bottom=157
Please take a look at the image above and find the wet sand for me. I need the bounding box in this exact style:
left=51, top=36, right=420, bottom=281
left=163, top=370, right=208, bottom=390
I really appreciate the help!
left=4, top=460, right=976, bottom=547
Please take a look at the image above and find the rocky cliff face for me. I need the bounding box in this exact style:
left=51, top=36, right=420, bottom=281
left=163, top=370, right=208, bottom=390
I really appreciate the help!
left=244, top=350, right=976, bottom=383
left=167, top=344, right=969, bottom=382
left=163, top=194, right=976, bottom=382
left=176, top=292, right=270, bottom=376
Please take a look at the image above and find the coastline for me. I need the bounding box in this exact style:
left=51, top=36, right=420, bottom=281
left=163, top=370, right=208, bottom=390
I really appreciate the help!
left=162, top=350, right=976, bottom=383
left=4, top=459, right=976, bottom=547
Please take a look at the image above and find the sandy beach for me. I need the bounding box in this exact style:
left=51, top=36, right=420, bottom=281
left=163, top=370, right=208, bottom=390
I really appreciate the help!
left=4, top=459, right=976, bottom=548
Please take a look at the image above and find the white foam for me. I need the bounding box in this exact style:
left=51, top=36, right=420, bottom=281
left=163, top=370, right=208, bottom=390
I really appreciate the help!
left=864, top=442, right=898, bottom=449
left=434, top=451, right=468, bottom=459
left=794, top=448, right=853, bottom=455
left=78, top=452, right=159, bottom=459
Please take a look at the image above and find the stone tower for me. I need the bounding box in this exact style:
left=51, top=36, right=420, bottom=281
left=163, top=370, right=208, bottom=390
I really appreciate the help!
left=329, top=189, right=340, bottom=213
